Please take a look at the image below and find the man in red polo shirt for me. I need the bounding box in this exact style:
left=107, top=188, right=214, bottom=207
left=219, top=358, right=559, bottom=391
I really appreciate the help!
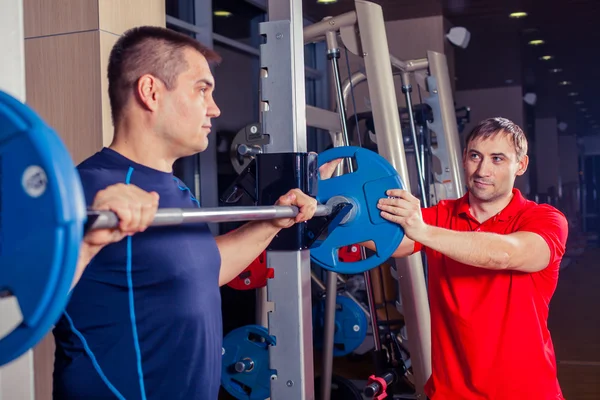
left=377, top=117, right=569, bottom=399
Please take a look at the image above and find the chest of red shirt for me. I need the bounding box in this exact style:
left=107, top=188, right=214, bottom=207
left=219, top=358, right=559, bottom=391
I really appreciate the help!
left=423, top=194, right=558, bottom=320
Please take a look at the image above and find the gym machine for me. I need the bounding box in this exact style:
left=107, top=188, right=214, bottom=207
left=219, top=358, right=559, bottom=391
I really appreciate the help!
left=304, top=6, right=466, bottom=400
left=221, top=1, right=468, bottom=399
left=336, top=50, right=468, bottom=397
left=339, top=52, right=468, bottom=207
left=221, top=1, right=465, bottom=399
left=223, top=1, right=431, bottom=399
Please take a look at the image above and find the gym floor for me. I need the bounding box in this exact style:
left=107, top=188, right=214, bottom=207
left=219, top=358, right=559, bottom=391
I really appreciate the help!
left=314, top=241, right=600, bottom=399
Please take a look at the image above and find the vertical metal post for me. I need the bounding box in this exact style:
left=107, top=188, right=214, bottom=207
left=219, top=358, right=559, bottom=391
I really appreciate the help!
left=319, top=27, right=383, bottom=400
left=250, top=12, right=270, bottom=331
left=262, top=1, right=313, bottom=399
left=319, top=29, right=343, bottom=400
left=325, top=19, right=383, bottom=354
left=320, top=271, right=337, bottom=400
left=426, top=51, right=466, bottom=198
left=353, top=1, right=431, bottom=397
left=313, top=40, right=330, bottom=152
left=0, top=1, right=35, bottom=399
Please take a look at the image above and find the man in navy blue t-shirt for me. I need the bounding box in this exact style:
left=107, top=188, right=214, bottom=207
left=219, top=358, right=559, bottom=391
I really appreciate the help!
left=52, top=26, right=336, bottom=400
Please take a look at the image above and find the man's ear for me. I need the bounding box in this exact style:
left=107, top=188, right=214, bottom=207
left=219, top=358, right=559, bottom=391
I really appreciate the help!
left=516, top=154, right=529, bottom=176
left=136, top=74, right=161, bottom=112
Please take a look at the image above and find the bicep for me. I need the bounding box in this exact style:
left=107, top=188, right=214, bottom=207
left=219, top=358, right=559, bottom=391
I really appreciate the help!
left=507, top=207, right=569, bottom=273
left=506, top=231, right=552, bottom=273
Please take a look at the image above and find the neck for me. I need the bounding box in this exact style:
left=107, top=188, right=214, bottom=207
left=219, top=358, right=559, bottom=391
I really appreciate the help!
left=109, top=116, right=176, bottom=173
left=468, top=190, right=514, bottom=222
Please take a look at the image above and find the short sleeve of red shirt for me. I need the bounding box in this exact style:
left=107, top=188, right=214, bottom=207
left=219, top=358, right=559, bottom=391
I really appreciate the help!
left=413, top=206, right=439, bottom=253
left=515, top=204, right=569, bottom=268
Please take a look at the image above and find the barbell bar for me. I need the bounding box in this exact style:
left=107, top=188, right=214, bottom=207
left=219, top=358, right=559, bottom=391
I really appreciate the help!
left=84, top=200, right=352, bottom=232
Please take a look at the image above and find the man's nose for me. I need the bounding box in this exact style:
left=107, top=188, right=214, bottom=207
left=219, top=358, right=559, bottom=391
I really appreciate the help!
left=476, top=158, right=493, bottom=176
left=207, top=99, right=221, bottom=118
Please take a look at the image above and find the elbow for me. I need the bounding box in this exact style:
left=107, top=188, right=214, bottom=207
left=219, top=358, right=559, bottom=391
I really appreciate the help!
left=490, top=239, right=523, bottom=270
left=489, top=250, right=511, bottom=270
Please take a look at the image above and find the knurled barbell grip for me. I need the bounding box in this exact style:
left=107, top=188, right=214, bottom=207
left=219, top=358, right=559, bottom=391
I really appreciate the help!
left=84, top=204, right=335, bottom=232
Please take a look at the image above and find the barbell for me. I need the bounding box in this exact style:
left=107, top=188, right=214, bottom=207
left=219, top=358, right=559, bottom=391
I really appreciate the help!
left=0, top=89, right=405, bottom=366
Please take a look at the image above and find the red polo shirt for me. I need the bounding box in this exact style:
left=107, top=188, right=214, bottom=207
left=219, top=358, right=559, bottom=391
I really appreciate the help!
left=414, top=189, right=568, bottom=399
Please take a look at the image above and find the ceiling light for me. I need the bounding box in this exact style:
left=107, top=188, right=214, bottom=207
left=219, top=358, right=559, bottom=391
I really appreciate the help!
left=539, top=55, right=553, bottom=61
left=593, top=125, right=599, bottom=129
left=585, top=114, right=591, bottom=118
left=581, top=108, right=588, bottom=112
left=568, top=92, right=579, bottom=96
left=510, top=12, right=528, bottom=18
left=317, top=0, right=338, bottom=3
left=213, top=10, right=232, bottom=17
left=575, top=100, right=584, bottom=105
left=559, top=81, right=571, bottom=86
left=528, top=39, right=545, bottom=45
left=549, top=68, right=563, bottom=73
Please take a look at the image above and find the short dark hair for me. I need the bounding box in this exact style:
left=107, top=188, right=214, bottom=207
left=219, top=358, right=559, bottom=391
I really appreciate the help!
left=465, top=117, right=528, bottom=160
left=107, top=26, right=221, bottom=125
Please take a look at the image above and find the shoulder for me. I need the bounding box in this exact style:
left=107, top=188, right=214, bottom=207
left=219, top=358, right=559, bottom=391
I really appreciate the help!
left=516, top=200, right=568, bottom=227
left=76, top=151, right=130, bottom=204
left=514, top=201, right=569, bottom=246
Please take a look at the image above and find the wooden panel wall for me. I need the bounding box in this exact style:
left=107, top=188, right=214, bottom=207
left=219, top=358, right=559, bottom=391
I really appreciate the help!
left=99, top=31, right=119, bottom=146
left=23, top=0, right=99, bottom=38
left=99, top=0, right=166, bottom=36
left=25, top=31, right=103, bottom=165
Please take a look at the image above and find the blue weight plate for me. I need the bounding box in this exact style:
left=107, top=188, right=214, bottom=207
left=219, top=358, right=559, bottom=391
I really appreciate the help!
left=221, top=325, right=276, bottom=400
left=0, top=90, right=86, bottom=366
left=313, top=295, right=368, bottom=357
left=311, top=146, right=405, bottom=274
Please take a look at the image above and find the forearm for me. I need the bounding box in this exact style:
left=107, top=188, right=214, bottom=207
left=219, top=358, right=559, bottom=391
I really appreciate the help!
left=416, top=225, right=517, bottom=270
left=72, top=244, right=100, bottom=289
left=216, top=221, right=281, bottom=286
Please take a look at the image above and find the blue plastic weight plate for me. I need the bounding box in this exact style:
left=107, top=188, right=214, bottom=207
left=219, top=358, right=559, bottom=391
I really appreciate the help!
left=0, top=90, right=86, bottom=366
left=221, top=325, right=276, bottom=400
left=311, top=146, right=405, bottom=274
left=313, top=295, right=368, bottom=357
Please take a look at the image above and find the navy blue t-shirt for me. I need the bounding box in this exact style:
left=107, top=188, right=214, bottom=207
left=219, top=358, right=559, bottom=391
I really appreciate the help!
left=52, top=148, right=223, bottom=400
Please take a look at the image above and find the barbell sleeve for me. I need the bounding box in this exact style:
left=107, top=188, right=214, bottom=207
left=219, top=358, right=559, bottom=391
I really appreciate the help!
left=85, top=204, right=335, bottom=231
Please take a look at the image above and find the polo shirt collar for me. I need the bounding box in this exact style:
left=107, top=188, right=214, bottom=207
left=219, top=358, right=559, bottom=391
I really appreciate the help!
left=457, top=189, right=526, bottom=222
